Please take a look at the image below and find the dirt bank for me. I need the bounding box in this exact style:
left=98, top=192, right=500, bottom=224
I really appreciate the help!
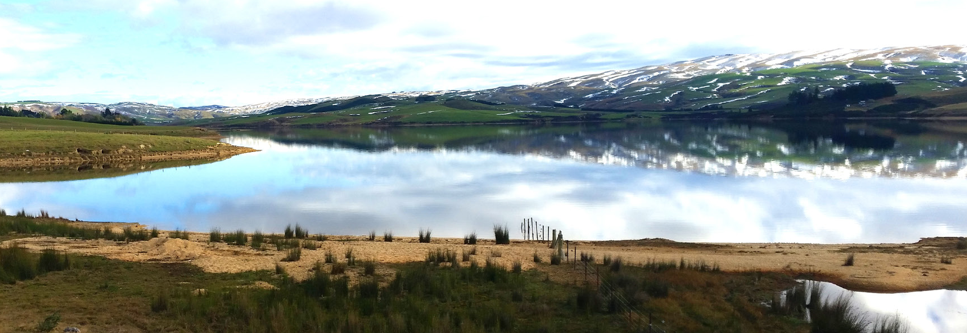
left=5, top=226, right=964, bottom=293
left=0, top=144, right=256, bottom=168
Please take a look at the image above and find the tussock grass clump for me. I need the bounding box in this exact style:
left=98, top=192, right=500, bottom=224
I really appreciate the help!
left=464, top=232, right=477, bottom=245
left=940, top=256, right=953, bottom=264
left=37, top=248, right=69, bottom=274
left=533, top=251, right=542, bottom=263
left=35, top=312, right=60, bottom=333
left=490, top=249, right=502, bottom=258
left=678, top=258, right=720, bottom=272
left=209, top=228, right=222, bottom=243
left=0, top=244, right=36, bottom=283
left=150, top=227, right=159, bottom=238
left=603, top=254, right=613, bottom=266
left=810, top=295, right=867, bottom=333
left=301, top=240, right=318, bottom=250
left=121, top=227, right=151, bottom=242
left=609, top=256, right=623, bottom=272
left=224, top=229, right=246, bottom=246
left=383, top=231, right=393, bottom=242
left=0, top=209, right=5, bottom=216
left=512, top=260, right=522, bottom=274
left=275, top=262, right=285, bottom=275
left=170, top=229, right=189, bottom=240
left=461, top=249, right=471, bottom=262
left=314, top=234, right=328, bottom=242
left=469, top=246, right=477, bottom=255
left=425, top=248, right=450, bottom=266
left=251, top=231, right=265, bottom=250
left=418, top=228, right=432, bottom=243
left=345, top=248, right=357, bottom=266
left=151, top=292, right=169, bottom=313
left=284, top=225, right=294, bottom=239
left=368, top=230, right=376, bottom=241
left=283, top=247, right=302, bottom=262
left=580, top=252, right=595, bottom=264
left=363, top=260, right=376, bottom=276
left=331, top=262, right=347, bottom=275
left=642, top=258, right=678, bottom=272
left=325, top=248, right=336, bottom=263
left=494, top=224, right=510, bottom=245
left=843, top=253, right=855, bottom=266
left=550, top=252, right=562, bottom=265
left=294, top=225, right=308, bottom=239
left=957, top=237, right=967, bottom=250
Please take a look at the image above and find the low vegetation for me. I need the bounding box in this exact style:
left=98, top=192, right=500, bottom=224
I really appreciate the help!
left=463, top=232, right=477, bottom=245
left=494, top=224, right=510, bottom=245
left=843, top=253, right=856, bottom=266
left=0, top=214, right=155, bottom=242
left=418, top=228, right=431, bottom=243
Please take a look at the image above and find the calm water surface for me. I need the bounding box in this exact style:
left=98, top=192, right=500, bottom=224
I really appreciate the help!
left=1, top=122, right=966, bottom=243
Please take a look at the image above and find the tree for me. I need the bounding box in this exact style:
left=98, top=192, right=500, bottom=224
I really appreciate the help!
left=101, top=107, right=113, bottom=118
left=59, top=108, right=73, bottom=117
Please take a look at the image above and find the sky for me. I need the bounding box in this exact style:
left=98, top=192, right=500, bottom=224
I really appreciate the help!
left=1, top=0, right=966, bottom=107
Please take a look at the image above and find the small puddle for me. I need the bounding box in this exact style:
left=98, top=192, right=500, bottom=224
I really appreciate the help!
left=785, top=281, right=967, bottom=333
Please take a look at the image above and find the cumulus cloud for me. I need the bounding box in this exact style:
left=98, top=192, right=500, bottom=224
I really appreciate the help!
left=0, top=18, right=80, bottom=77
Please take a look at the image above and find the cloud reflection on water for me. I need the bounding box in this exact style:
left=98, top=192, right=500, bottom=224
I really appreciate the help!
left=0, top=133, right=965, bottom=243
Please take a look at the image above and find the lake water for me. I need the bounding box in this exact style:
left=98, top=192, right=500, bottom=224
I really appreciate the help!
left=798, top=280, right=967, bottom=333
left=1, top=121, right=966, bottom=243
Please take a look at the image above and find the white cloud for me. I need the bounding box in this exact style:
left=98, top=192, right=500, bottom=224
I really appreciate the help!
left=0, top=18, right=80, bottom=76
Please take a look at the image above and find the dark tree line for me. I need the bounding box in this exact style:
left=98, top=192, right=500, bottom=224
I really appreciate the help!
left=0, top=105, right=142, bottom=126
left=787, top=82, right=897, bottom=106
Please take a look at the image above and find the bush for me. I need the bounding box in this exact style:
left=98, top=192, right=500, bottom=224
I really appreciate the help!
left=363, top=261, right=376, bottom=276
left=150, top=227, right=159, bottom=238
left=580, top=252, right=594, bottom=264
left=383, top=231, right=393, bottom=242
left=464, top=232, right=477, bottom=245
left=251, top=231, right=265, bottom=250
left=170, top=229, right=189, bottom=240
left=295, top=225, right=308, bottom=239
left=35, top=312, right=60, bottom=333
left=843, top=253, right=855, bottom=266
left=284, top=225, right=294, bottom=239
left=331, top=262, right=347, bottom=275
left=37, top=248, right=69, bottom=274
left=283, top=247, right=302, bottom=262
left=609, top=256, right=623, bottom=272
left=550, top=252, right=562, bottom=265
left=224, top=229, right=247, bottom=246
left=419, top=228, right=431, bottom=243
left=209, top=228, right=222, bottom=243
left=494, top=224, right=510, bottom=245
left=0, top=244, right=37, bottom=283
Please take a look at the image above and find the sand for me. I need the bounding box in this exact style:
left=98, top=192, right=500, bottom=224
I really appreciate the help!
left=4, top=226, right=965, bottom=293
left=0, top=144, right=256, bottom=168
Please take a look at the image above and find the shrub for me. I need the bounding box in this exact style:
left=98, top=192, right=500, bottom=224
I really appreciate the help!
left=0, top=244, right=37, bottom=282
left=383, top=231, right=393, bottom=242
left=251, top=231, right=265, bottom=250
left=209, top=228, right=222, bottom=243
left=603, top=254, right=612, bottom=266
left=363, top=261, right=376, bottom=276
left=283, top=247, right=302, bottom=262
left=170, top=229, right=189, bottom=240
left=284, top=225, right=294, bottom=239
left=331, top=262, right=347, bottom=275
left=294, top=225, right=308, bottom=239
left=609, top=256, right=623, bottom=272
left=150, top=227, right=159, bottom=238
left=464, top=232, right=477, bottom=245
left=550, top=252, right=562, bottom=265
left=225, top=229, right=247, bottom=246
left=533, top=251, right=542, bottom=263
left=419, top=228, right=432, bottom=243
left=494, top=224, right=510, bottom=245
left=0, top=209, right=5, bottom=216
left=580, top=252, right=594, bottom=264
left=843, top=253, right=855, bottom=266
left=37, top=248, right=69, bottom=274
left=35, top=312, right=60, bottom=333
left=368, top=230, right=376, bottom=241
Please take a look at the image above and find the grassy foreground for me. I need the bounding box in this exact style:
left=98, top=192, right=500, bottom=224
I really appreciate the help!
left=0, top=131, right=216, bottom=157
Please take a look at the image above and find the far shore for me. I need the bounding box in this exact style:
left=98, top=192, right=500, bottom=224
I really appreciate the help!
left=4, top=220, right=964, bottom=294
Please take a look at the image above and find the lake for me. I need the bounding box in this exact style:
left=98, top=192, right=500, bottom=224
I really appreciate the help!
left=1, top=121, right=966, bottom=243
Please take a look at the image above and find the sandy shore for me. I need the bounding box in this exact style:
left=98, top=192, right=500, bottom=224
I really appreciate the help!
left=0, top=144, right=256, bottom=168
left=4, top=223, right=964, bottom=293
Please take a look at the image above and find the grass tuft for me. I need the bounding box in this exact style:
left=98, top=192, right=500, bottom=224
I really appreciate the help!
left=843, top=253, right=855, bottom=266
left=251, top=231, right=265, bottom=250
left=284, top=224, right=294, bottom=239
left=283, top=247, right=302, bottom=262
left=301, top=240, right=318, bottom=250
left=35, top=312, right=60, bottom=333
left=383, top=231, right=393, bottom=242
left=419, top=228, right=432, bottom=243
left=940, top=255, right=953, bottom=264
left=224, top=229, right=246, bottom=246
left=512, top=260, right=522, bottom=274
left=325, top=248, right=336, bottom=263
left=550, top=252, right=562, bottom=265
left=493, top=224, right=510, bottom=245
left=609, top=256, right=623, bottom=272
left=209, top=228, right=222, bottom=243
left=331, top=262, right=347, bottom=275
left=368, top=230, right=376, bottom=241
left=464, top=232, right=477, bottom=245
left=533, top=251, right=542, bottom=263
left=957, top=238, right=967, bottom=250
left=363, top=260, right=376, bottom=276
left=170, top=228, right=189, bottom=240
left=294, top=224, right=308, bottom=239
left=490, top=249, right=502, bottom=258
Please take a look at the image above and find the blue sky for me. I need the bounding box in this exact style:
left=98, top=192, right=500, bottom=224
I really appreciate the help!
left=1, top=0, right=966, bottom=107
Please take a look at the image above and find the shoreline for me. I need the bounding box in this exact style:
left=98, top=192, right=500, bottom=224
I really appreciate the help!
left=0, top=144, right=257, bottom=168
left=4, top=221, right=963, bottom=294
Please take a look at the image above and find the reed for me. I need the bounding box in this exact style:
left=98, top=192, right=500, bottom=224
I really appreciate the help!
left=368, top=230, right=376, bottom=241
left=843, top=253, right=855, bottom=266
left=494, top=224, right=510, bottom=245
left=463, top=232, right=477, bottom=245
left=418, top=228, right=432, bottom=243
left=383, top=231, right=393, bottom=242
left=209, top=228, right=222, bottom=243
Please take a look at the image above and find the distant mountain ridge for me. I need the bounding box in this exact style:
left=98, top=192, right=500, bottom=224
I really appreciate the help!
left=4, top=45, right=966, bottom=120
